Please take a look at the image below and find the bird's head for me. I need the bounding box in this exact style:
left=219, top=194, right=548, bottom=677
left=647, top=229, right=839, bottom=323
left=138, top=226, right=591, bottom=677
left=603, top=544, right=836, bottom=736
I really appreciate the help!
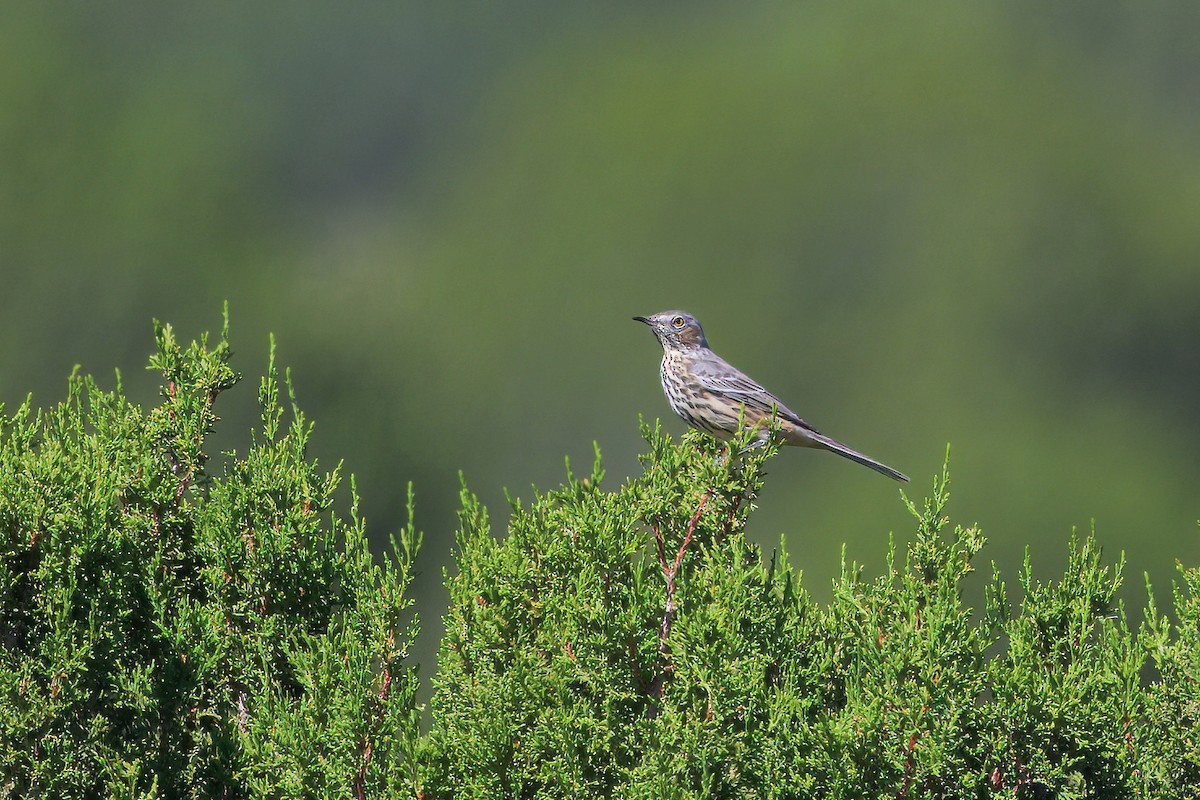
left=634, top=311, right=709, bottom=351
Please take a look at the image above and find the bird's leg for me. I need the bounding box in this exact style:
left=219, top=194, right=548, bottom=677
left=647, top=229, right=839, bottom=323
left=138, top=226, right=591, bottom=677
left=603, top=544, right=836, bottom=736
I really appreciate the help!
left=737, top=439, right=767, bottom=455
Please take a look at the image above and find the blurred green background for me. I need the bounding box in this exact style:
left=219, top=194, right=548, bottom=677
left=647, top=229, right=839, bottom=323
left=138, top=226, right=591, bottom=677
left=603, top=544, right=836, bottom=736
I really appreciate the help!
left=4, top=3, right=1198, bottom=683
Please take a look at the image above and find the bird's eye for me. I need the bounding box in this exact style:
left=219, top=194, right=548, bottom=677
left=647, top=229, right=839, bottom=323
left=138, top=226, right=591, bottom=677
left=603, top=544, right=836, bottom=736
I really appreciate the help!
left=671, top=316, right=685, bottom=328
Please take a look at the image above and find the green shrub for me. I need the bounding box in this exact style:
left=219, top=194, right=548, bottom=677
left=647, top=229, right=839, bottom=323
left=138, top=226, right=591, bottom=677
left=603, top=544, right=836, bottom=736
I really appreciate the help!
left=0, top=314, right=420, bottom=798
left=425, top=424, right=1200, bottom=799
left=3, top=316, right=1197, bottom=798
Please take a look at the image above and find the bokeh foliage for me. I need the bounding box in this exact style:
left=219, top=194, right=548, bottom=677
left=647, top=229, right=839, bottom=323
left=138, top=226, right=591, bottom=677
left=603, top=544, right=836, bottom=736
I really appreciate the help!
left=2, top=1, right=1198, bottom=685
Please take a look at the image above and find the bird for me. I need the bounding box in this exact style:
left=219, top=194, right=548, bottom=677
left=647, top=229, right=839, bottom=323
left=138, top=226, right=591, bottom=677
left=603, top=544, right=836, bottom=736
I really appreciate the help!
left=634, top=311, right=908, bottom=482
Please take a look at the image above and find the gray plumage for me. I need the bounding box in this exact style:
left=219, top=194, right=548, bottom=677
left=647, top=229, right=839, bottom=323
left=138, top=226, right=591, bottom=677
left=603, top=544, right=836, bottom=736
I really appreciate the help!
left=634, top=310, right=908, bottom=482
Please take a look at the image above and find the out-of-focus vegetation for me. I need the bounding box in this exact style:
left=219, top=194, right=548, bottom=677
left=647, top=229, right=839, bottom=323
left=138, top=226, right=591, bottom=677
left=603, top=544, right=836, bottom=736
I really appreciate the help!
left=3, top=3, right=1198, bottom=676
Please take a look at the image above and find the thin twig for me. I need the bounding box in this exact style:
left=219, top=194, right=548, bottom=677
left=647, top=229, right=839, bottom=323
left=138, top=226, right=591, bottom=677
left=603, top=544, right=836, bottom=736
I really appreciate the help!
left=657, top=491, right=712, bottom=652
left=645, top=490, right=713, bottom=710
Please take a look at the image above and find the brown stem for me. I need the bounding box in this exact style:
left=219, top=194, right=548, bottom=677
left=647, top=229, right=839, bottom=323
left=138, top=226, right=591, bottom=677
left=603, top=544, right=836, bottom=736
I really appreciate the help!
left=644, top=491, right=715, bottom=710
left=656, top=491, right=712, bottom=654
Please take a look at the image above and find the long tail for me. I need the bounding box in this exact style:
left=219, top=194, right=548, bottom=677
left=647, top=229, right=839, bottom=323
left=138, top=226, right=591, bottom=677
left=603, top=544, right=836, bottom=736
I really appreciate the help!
left=812, top=433, right=909, bottom=482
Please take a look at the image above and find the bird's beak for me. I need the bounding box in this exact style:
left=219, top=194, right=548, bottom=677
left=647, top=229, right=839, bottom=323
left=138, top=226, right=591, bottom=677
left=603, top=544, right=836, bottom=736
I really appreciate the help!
left=633, top=316, right=651, bottom=325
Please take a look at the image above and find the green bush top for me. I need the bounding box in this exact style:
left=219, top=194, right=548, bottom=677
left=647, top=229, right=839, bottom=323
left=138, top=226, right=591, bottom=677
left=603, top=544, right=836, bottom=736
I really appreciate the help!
left=1, top=317, right=1196, bottom=799
left=425, top=423, right=1200, bottom=799
left=0, top=314, right=420, bottom=799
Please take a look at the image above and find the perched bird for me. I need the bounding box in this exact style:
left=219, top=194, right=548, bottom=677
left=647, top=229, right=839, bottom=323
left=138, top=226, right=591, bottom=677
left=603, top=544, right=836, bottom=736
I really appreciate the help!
left=634, top=311, right=908, bottom=482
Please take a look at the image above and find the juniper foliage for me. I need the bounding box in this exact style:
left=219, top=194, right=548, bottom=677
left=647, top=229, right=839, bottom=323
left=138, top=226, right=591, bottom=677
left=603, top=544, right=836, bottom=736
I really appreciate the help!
left=0, top=313, right=420, bottom=798
left=425, top=424, right=1200, bottom=799
left=2, top=316, right=1199, bottom=799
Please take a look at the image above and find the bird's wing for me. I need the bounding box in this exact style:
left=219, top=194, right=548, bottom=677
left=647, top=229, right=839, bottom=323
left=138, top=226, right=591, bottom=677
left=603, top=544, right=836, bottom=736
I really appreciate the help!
left=691, top=353, right=820, bottom=434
